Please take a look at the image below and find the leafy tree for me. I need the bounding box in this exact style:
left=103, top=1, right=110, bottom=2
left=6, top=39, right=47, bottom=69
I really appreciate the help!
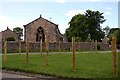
left=66, top=14, right=88, bottom=41
left=65, top=28, right=72, bottom=42
left=85, top=10, right=105, bottom=41
left=65, top=9, right=105, bottom=42
left=13, top=27, right=23, bottom=40
left=113, top=29, right=120, bottom=43
left=103, top=26, right=110, bottom=36
left=108, top=28, right=120, bottom=45
left=108, top=28, right=119, bottom=37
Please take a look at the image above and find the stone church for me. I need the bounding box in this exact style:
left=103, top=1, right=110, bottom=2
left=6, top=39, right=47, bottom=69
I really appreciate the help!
left=24, top=15, right=68, bottom=43
left=0, top=27, right=18, bottom=41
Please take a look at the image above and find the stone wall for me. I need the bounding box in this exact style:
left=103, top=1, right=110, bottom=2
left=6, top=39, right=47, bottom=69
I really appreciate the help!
left=1, top=41, right=110, bottom=53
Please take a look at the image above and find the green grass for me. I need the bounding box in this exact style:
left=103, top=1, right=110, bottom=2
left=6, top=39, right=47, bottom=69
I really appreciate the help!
left=2, top=52, right=120, bottom=79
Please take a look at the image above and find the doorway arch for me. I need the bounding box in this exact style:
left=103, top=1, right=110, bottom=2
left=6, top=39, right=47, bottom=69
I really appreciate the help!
left=36, top=27, right=45, bottom=42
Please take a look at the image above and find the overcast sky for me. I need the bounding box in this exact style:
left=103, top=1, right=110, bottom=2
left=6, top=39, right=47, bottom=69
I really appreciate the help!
left=0, top=0, right=119, bottom=34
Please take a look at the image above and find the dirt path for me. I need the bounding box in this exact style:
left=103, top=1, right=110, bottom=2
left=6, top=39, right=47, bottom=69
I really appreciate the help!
left=2, top=72, right=33, bottom=78
left=1, top=70, right=56, bottom=80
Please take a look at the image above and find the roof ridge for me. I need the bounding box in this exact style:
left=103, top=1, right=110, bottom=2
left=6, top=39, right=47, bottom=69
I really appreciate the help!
left=2, top=27, right=18, bottom=35
left=41, top=17, right=58, bottom=26
left=24, top=16, right=58, bottom=27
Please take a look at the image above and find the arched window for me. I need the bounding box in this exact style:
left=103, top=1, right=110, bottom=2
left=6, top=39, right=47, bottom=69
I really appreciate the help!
left=36, top=27, right=45, bottom=42
left=7, top=37, right=15, bottom=41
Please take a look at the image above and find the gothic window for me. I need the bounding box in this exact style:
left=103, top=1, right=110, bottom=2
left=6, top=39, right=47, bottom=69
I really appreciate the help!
left=60, top=38, right=63, bottom=42
left=36, top=27, right=45, bottom=42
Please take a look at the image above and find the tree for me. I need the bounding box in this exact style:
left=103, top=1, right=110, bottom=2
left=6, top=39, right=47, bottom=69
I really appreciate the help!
left=108, top=28, right=120, bottom=45
left=103, top=26, right=110, bottom=36
left=66, top=14, right=88, bottom=41
left=13, top=27, right=23, bottom=40
left=85, top=10, right=105, bottom=41
left=113, top=29, right=120, bottom=43
left=65, top=28, right=72, bottom=42
left=65, top=9, right=105, bottom=42
left=108, top=28, right=119, bottom=37
left=115, top=29, right=120, bottom=49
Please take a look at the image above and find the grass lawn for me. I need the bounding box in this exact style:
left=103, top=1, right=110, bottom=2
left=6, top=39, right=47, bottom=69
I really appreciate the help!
left=2, top=52, right=120, bottom=79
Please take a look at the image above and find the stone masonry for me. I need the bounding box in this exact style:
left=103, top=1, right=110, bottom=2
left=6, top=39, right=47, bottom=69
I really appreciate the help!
left=2, top=41, right=110, bottom=53
left=0, top=27, right=18, bottom=41
left=24, top=15, right=68, bottom=43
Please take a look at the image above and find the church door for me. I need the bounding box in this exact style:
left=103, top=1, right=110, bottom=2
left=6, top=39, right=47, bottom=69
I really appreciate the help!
left=36, top=27, right=45, bottom=42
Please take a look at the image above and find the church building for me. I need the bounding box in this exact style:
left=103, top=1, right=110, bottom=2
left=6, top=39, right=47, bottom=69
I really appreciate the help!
left=24, top=15, right=68, bottom=43
left=0, top=27, right=18, bottom=41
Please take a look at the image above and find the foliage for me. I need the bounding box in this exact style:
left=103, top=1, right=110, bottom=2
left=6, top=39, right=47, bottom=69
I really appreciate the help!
left=103, top=26, right=110, bottom=36
left=108, top=28, right=119, bottom=37
left=113, top=29, right=120, bottom=43
left=7, top=37, right=15, bottom=41
left=108, top=28, right=120, bottom=45
left=13, top=27, right=23, bottom=40
left=85, top=10, right=105, bottom=41
left=66, top=14, right=88, bottom=42
left=65, top=9, right=105, bottom=42
left=2, top=52, right=118, bottom=78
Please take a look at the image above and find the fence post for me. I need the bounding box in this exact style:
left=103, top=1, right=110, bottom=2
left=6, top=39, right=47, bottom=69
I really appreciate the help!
left=4, top=40, right=7, bottom=64
left=19, top=40, right=21, bottom=55
left=111, top=35, right=118, bottom=77
left=46, top=35, right=49, bottom=65
left=95, top=40, right=97, bottom=53
left=78, top=38, right=80, bottom=53
left=40, top=39, right=42, bottom=54
left=72, top=36, right=76, bottom=71
left=26, top=38, right=29, bottom=64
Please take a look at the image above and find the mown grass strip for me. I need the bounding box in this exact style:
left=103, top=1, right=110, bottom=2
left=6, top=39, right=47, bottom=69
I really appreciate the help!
left=2, top=53, right=120, bottom=79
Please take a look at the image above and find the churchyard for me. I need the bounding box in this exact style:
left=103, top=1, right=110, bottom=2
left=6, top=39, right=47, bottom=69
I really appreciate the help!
left=0, top=2, right=120, bottom=79
left=1, top=36, right=120, bottom=79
